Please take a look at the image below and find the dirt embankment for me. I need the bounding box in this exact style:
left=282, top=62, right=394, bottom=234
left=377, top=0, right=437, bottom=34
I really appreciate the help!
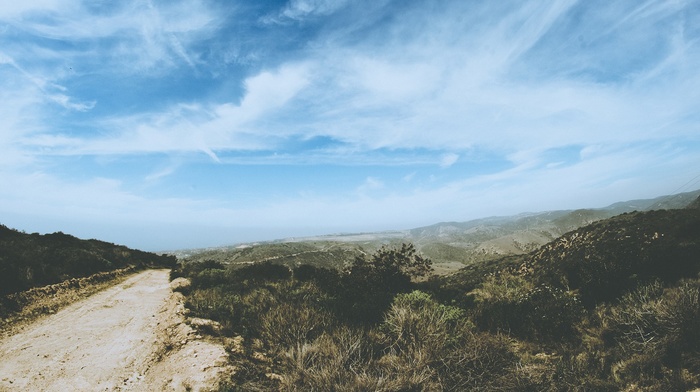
left=0, top=267, right=137, bottom=337
left=0, top=269, right=231, bottom=391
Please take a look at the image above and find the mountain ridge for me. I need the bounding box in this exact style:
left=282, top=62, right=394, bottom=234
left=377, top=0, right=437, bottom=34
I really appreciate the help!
left=177, top=189, right=700, bottom=273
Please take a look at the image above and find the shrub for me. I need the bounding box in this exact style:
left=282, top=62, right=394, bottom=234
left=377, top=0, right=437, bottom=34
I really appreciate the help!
left=190, top=267, right=230, bottom=289
left=602, top=281, right=665, bottom=354
left=470, top=273, right=533, bottom=333
left=278, top=326, right=374, bottom=391
left=381, top=290, right=517, bottom=391
left=292, top=264, right=340, bottom=292
left=658, top=281, right=700, bottom=362
left=382, top=290, right=465, bottom=360
left=233, top=262, right=291, bottom=282
left=439, top=330, right=518, bottom=391
left=595, top=280, right=700, bottom=390
left=259, top=301, right=333, bottom=352
left=516, top=284, right=583, bottom=342
left=472, top=273, right=583, bottom=342
left=339, top=243, right=432, bottom=324
left=184, top=287, right=240, bottom=334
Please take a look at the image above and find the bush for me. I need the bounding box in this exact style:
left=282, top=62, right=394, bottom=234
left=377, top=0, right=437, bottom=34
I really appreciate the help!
left=278, top=327, right=374, bottom=391
left=339, top=244, right=432, bottom=324
left=259, top=299, right=333, bottom=353
left=595, top=280, right=700, bottom=390
left=233, top=262, right=291, bottom=283
left=470, top=273, right=532, bottom=333
left=184, top=287, right=240, bottom=334
left=516, top=284, right=583, bottom=342
left=472, top=274, right=583, bottom=342
left=190, top=267, right=230, bottom=289
left=380, top=290, right=517, bottom=391
left=382, top=291, right=465, bottom=359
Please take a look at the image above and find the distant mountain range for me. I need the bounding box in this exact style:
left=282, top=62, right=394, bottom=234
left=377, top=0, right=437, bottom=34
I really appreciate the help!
left=405, top=189, right=700, bottom=265
left=179, top=189, right=700, bottom=274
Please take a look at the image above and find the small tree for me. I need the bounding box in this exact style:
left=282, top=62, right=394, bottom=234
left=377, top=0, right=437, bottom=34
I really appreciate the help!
left=339, top=243, right=433, bottom=324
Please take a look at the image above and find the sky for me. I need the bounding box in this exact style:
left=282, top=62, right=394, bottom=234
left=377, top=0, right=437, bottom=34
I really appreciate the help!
left=1, top=0, right=700, bottom=251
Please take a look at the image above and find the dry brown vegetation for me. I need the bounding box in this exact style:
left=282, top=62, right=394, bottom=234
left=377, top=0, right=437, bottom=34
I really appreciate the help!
left=172, top=207, right=700, bottom=391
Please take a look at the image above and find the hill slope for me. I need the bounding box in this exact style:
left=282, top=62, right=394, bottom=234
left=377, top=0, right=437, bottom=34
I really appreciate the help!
left=0, top=225, right=176, bottom=296
left=408, top=189, right=700, bottom=263
left=173, top=197, right=700, bottom=391
left=176, top=189, right=700, bottom=273
left=524, top=208, right=700, bottom=306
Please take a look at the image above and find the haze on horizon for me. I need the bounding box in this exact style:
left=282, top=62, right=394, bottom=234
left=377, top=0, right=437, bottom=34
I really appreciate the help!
left=1, top=0, right=699, bottom=251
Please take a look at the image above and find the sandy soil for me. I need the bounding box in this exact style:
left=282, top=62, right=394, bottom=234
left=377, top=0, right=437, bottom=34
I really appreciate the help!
left=0, top=270, right=230, bottom=392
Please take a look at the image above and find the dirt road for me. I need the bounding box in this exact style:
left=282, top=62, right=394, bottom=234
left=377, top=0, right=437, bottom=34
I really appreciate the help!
left=0, top=269, right=229, bottom=391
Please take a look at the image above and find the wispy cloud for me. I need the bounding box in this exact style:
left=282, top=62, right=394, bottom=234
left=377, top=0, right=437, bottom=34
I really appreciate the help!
left=3, top=1, right=218, bottom=75
left=284, top=0, right=349, bottom=19
left=357, top=176, right=384, bottom=196
left=1, top=0, right=699, bottom=249
left=439, top=154, right=459, bottom=169
left=43, top=63, right=312, bottom=158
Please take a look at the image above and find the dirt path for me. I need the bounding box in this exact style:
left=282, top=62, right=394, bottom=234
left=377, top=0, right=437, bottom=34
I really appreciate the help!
left=0, top=269, right=230, bottom=391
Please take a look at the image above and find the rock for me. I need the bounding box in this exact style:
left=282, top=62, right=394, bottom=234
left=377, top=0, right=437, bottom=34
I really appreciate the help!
left=188, top=318, right=223, bottom=334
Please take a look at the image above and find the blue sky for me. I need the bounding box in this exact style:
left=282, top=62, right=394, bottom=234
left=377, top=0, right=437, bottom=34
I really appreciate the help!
left=1, top=0, right=699, bottom=251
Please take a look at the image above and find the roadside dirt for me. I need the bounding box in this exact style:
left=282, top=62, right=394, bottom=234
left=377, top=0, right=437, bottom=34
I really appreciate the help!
left=0, top=269, right=231, bottom=391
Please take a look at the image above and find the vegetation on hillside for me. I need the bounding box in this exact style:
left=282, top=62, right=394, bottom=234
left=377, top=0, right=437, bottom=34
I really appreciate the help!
left=174, top=207, right=700, bottom=391
left=176, top=191, right=700, bottom=274
left=0, top=224, right=176, bottom=297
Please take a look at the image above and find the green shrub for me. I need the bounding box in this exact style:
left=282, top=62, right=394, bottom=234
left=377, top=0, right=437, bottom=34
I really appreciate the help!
left=190, top=267, right=230, bottom=289
left=471, top=273, right=583, bottom=342
left=339, top=244, right=432, bottom=324
left=382, top=291, right=465, bottom=359
left=233, top=262, right=291, bottom=282
left=516, top=284, right=583, bottom=342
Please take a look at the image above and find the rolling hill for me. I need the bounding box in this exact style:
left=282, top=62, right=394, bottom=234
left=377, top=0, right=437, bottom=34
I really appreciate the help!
left=173, top=193, right=700, bottom=391
left=177, top=189, right=700, bottom=274
left=0, top=225, right=176, bottom=296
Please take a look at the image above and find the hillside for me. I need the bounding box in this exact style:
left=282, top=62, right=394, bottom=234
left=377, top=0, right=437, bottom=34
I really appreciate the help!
left=408, top=189, right=700, bottom=263
left=0, top=225, right=176, bottom=296
left=688, top=195, right=700, bottom=209
left=172, top=200, right=700, bottom=391
left=437, top=206, right=700, bottom=305
left=176, top=189, right=700, bottom=274
left=523, top=208, right=700, bottom=306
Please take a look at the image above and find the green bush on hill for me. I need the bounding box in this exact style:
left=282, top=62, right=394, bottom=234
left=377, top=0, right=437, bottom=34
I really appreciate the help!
left=0, top=224, right=176, bottom=296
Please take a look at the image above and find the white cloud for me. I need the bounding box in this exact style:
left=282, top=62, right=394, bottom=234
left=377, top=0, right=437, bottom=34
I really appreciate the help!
left=48, top=93, right=96, bottom=112
left=14, top=0, right=699, bottom=161
left=2, top=0, right=219, bottom=76
left=347, top=57, right=441, bottom=101
left=0, top=0, right=68, bottom=18
left=276, top=0, right=350, bottom=21
left=32, top=63, right=310, bottom=157
left=225, top=63, right=310, bottom=122
left=439, top=153, right=459, bottom=168
left=357, top=176, right=384, bottom=196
